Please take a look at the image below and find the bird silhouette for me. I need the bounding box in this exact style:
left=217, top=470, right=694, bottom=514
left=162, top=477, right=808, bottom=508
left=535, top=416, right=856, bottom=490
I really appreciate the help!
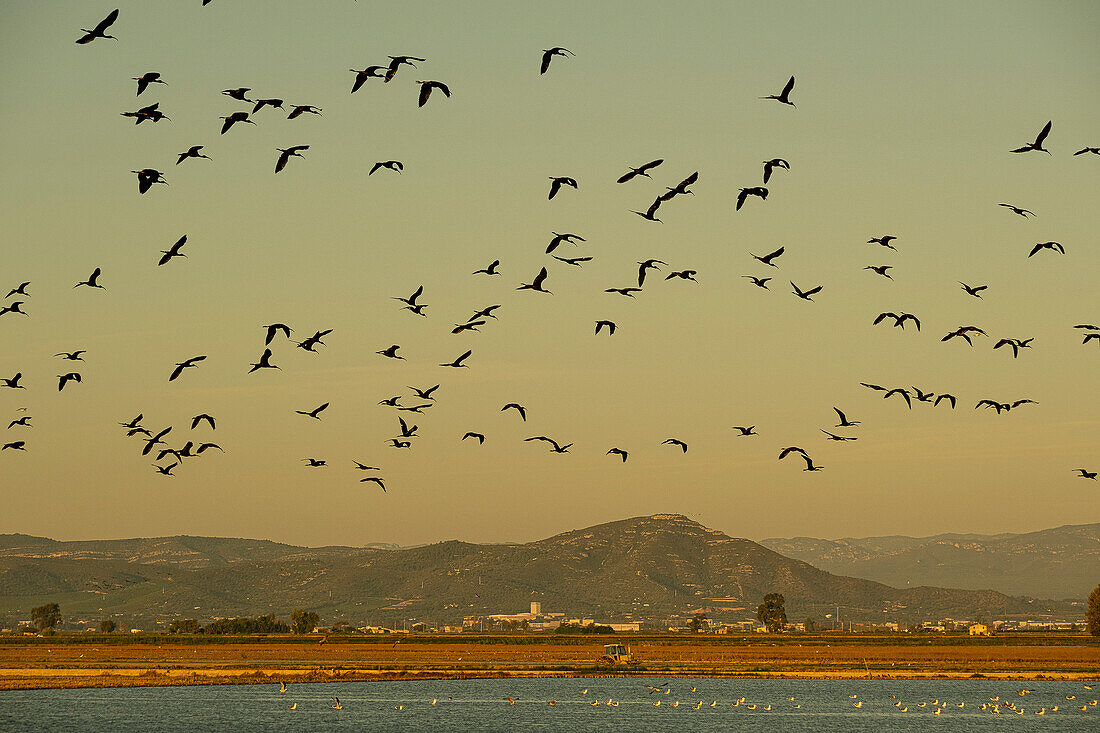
left=370, top=160, right=403, bottom=175
left=548, top=176, right=578, bottom=200
left=501, top=403, right=527, bottom=421
left=662, top=438, right=688, bottom=453
left=377, top=345, right=404, bottom=360
left=303, top=458, right=327, bottom=467
left=736, top=187, right=768, bottom=210
left=631, top=198, right=663, bottom=222
left=1028, top=241, right=1064, bottom=257
left=607, top=448, right=628, bottom=462
left=220, top=111, right=255, bottom=134
left=263, top=323, right=292, bottom=345
left=169, top=356, right=206, bottom=381
left=540, top=47, right=574, bottom=74
left=743, top=275, right=771, bottom=289
left=761, top=75, right=796, bottom=106
left=452, top=320, right=484, bottom=334
left=762, top=158, right=790, bottom=184
left=75, top=268, right=105, bottom=289
left=661, top=171, right=699, bottom=199
left=153, top=462, right=177, bottom=476
left=605, top=287, right=642, bottom=297
left=360, top=476, right=386, bottom=492
left=222, top=88, right=253, bottom=102
left=821, top=429, right=857, bottom=442
left=518, top=267, right=551, bottom=293
left=252, top=98, right=284, bottom=114
left=394, top=285, right=424, bottom=308
left=416, top=81, right=450, bottom=107
left=1, top=373, right=24, bottom=389
left=132, top=169, right=166, bottom=194
left=473, top=260, right=501, bottom=276
left=941, top=325, right=987, bottom=345
left=864, top=265, right=893, bottom=279
left=833, top=407, right=860, bottom=427
left=5, top=282, right=30, bottom=298
left=440, top=349, right=472, bottom=368
left=8, top=416, right=32, bottom=429
left=350, top=66, right=387, bottom=93
left=2, top=441, right=27, bottom=451
left=248, top=348, right=279, bottom=372
left=1011, top=121, right=1052, bottom=154
left=158, top=235, right=188, bottom=266
left=751, top=247, right=784, bottom=267
left=55, top=351, right=86, bottom=361
left=617, top=159, right=663, bottom=183
left=275, top=145, right=309, bottom=173
left=778, top=446, right=807, bottom=460
left=122, top=102, right=169, bottom=124
left=57, top=373, right=81, bottom=391
left=525, top=436, right=572, bottom=453
left=176, top=146, right=210, bottom=165
left=76, top=9, right=119, bottom=44
left=385, top=56, right=425, bottom=82
left=397, top=416, right=418, bottom=437
left=296, top=402, right=329, bottom=420
left=409, top=385, right=440, bottom=400
left=665, top=270, right=697, bottom=281
left=1073, top=146, right=1099, bottom=156
left=191, top=414, right=216, bottom=430
left=637, top=259, right=666, bottom=286
left=999, top=203, right=1035, bottom=217
left=553, top=255, right=592, bottom=267
left=873, top=312, right=920, bottom=331
left=0, top=302, right=27, bottom=317
left=959, top=282, right=987, bottom=298
left=595, top=320, right=617, bottom=335
left=731, top=426, right=757, bottom=436
left=1073, top=468, right=1097, bottom=480
left=287, top=105, right=322, bottom=119
left=934, top=393, right=957, bottom=409
left=388, top=439, right=411, bottom=449
left=884, top=387, right=912, bottom=409
left=791, top=282, right=822, bottom=301
left=867, top=235, right=897, bottom=250
left=462, top=432, right=485, bottom=444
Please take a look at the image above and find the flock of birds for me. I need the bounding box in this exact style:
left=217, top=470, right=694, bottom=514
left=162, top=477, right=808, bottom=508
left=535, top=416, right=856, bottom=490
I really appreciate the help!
left=264, top=680, right=1098, bottom=717
left=2, top=7, right=1098, bottom=492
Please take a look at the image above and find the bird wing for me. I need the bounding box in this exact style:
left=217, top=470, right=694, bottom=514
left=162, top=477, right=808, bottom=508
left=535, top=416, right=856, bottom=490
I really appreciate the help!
left=169, top=364, right=185, bottom=381
left=1034, top=120, right=1052, bottom=146
left=617, top=170, right=637, bottom=183
left=548, top=179, right=561, bottom=199
left=418, top=83, right=431, bottom=107
left=94, top=8, right=120, bottom=34
left=736, top=189, right=748, bottom=210
left=782, top=75, right=795, bottom=97
left=540, top=50, right=553, bottom=74
left=532, top=267, right=548, bottom=287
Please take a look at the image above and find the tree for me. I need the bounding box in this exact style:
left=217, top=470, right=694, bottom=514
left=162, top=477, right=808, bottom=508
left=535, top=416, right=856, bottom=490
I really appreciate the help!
left=99, top=618, right=116, bottom=633
left=1088, top=584, right=1100, bottom=637
left=291, top=609, right=320, bottom=635
left=687, top=613, right=708, bottom=633
left=169, top=618, right=202, bottom=634
left=803, top=617, right=816, bottom=633
left=756, top=593, right=787, bottom=633
left=31, top=603, right=61, bottom=631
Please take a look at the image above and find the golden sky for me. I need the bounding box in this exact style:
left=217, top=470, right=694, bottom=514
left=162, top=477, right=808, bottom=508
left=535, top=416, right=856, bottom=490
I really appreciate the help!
left=1, top=1, right=1097, bottom=546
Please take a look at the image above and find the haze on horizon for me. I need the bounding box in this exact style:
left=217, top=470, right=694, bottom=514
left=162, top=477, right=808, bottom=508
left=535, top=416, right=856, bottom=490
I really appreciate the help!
left=1, top=1, right=1097, bottom=549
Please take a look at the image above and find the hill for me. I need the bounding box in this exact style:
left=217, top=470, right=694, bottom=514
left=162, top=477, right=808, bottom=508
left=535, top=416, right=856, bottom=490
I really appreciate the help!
left=0, top=516, right=1073, bottom=629
left=760, top=523, right=1100, bottom=599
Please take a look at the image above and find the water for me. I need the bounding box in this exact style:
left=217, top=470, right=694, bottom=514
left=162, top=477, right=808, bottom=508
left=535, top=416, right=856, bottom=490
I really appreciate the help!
left=1, top=678, right=1095, bottom=732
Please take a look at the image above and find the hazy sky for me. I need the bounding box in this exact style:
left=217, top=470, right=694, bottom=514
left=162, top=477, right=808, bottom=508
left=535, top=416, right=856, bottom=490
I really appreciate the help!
left=1, top=1, right=1097, bottom=548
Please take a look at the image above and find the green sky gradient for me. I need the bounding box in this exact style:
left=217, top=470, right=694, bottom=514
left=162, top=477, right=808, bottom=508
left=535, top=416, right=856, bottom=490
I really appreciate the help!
left=1, top=1, right=1097, bottom=546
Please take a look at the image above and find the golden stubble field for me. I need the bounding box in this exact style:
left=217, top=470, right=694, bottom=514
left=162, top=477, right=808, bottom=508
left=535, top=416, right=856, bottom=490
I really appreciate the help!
left=1, top=637, right=1097, bottom=690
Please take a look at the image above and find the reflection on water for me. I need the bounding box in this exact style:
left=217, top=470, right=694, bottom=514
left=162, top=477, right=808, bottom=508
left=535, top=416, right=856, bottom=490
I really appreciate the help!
left=1, top=677, right=1096, bottom=732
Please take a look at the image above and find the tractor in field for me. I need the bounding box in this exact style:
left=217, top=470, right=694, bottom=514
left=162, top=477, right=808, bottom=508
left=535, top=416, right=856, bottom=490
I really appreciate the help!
left=599, top=643, right=635, bottom=664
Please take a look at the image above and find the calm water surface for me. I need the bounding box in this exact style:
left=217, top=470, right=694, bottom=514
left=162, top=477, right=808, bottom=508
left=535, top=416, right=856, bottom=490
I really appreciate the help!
left=2, top=678, right=1096, bottom=732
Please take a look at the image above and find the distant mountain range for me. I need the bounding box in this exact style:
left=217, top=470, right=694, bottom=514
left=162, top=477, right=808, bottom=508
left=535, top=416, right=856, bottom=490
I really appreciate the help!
left=0, top=515, right=1081, bottom=628
left=760, top=523, right=1100, bottom=599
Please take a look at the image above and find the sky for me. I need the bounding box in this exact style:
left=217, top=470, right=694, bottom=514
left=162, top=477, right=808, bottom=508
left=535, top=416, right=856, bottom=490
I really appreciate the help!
left=1, top=1, right=1097, bottom=548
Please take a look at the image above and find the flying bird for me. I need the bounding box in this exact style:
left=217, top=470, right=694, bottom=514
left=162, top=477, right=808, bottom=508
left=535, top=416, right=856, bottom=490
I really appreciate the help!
left=75, top=267, right=105, bottom=289
left=5, top=282, right=30, bottom=298
left=821, top=430, right=857, bottom=442
left=518, top=267, right=551, bottom=293
left=176, top=146, right=210, bottom=165
left=8, top=416, right=31, bottom=429
left=1, top=373, right=25, bottom=389
left=607, top=448, right=628, bottom=462
left=833, top=407, right=860, bottom=427
left=169, top=356, right=206, bottom=381
left=731, top=426, right=757, bottom=436
left=546, top=232, right=585, bottom=253
left=548, top=176, right=578, bottom=200
left=409, top=385, right=440, bottom=400
left=631, top=198, right=663, bottom=222
left=350, top=66, right=387, bottom=93
left=790, top=282, right=822, bottom=301
left=1073, top=146, right=1099, bottom=156
left=605, top=287, right=642, bottom=297
left=864, top=265, right=893, bottom=279
left=275, top=145, right=309, bottom=173
left=661, top=171, right=699, bottom=198
left=540, top=47, right=573, bottom=74
left=295, top=402, right=329, bottom=420
left=501, top=403, right=527, bottom=421
left=370, top=160, right=403, bottom=175
left=778, top=446, right=807, bottom=460
left=751, top=247, right=784, bottom=267
left=473, top=260, right=501, bottom=276
left=394, top=285, right=424, bottom=307
left=617, top=159, right=663, bottom=183
left=761, top=75, right=796, bottom=106
left=287, top=104, right=322, bottom=119
left=252, top=98, right=284, bottom=114
left=1073, top=469, right=1097, bottom=480
left=58, top=372, right=82, bottom=391
left=524, top=436, right=572, bottom=453
left=462, top=432, right=485, bottom=444
left=1028, top=241, right=1064, bottom=257
left=303, top=458, right=327, bottom=467
left=934, top=393, right=957, bottom=409
left=884, top=387, right=913, bottom=409
left=416, top=81, right=450, bottom=107
left=133, top=72, right=166, bottom=96
left=263, top=323, right=292, bottom=345
left=595, top=320, right=616, bottom=335
left=377, top=345, right=404, bottom=359
left=959, top=282, right=987, bottom=298
left=55, top=350, right=86, bottom=361
left=360, top=477, right=386, bottom=492
left=867, top=235, right=897, bottom=250
left=158, top=235, right=188, bottom=266
left=222, top=88, right=253, bottom=102
left=999, top=203, right=1035, bottom=217
left=0, top=302, right=27, bottom=317
left=873, top=312, right=920, bottom=331
left=665, top=270, right=698, bottom=281
left=736, top=187, right=768, bottom=211
left=132, top=169, right=166, bottom=193
left=385, top=55, right=425, bottom=82
left=662, top=438, right=688, bottom=453
left=762, top=158, right=790, bottom=184
left=553, top=255, right=592, bottom=267
left=1010, top=121, right=1052, bottom=154
left=440, top=349, right=472, bottom=368
left=2, top=441, right=27, bottom=451
left=191, top=414, right=216, bottom=430
left=248, top=348, right=279, bottom=372
left=743, top=276, right=771, bottom=289
left=76, top=9, right=119, bottom=44
left=637, top=259, right=666, bottom=286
